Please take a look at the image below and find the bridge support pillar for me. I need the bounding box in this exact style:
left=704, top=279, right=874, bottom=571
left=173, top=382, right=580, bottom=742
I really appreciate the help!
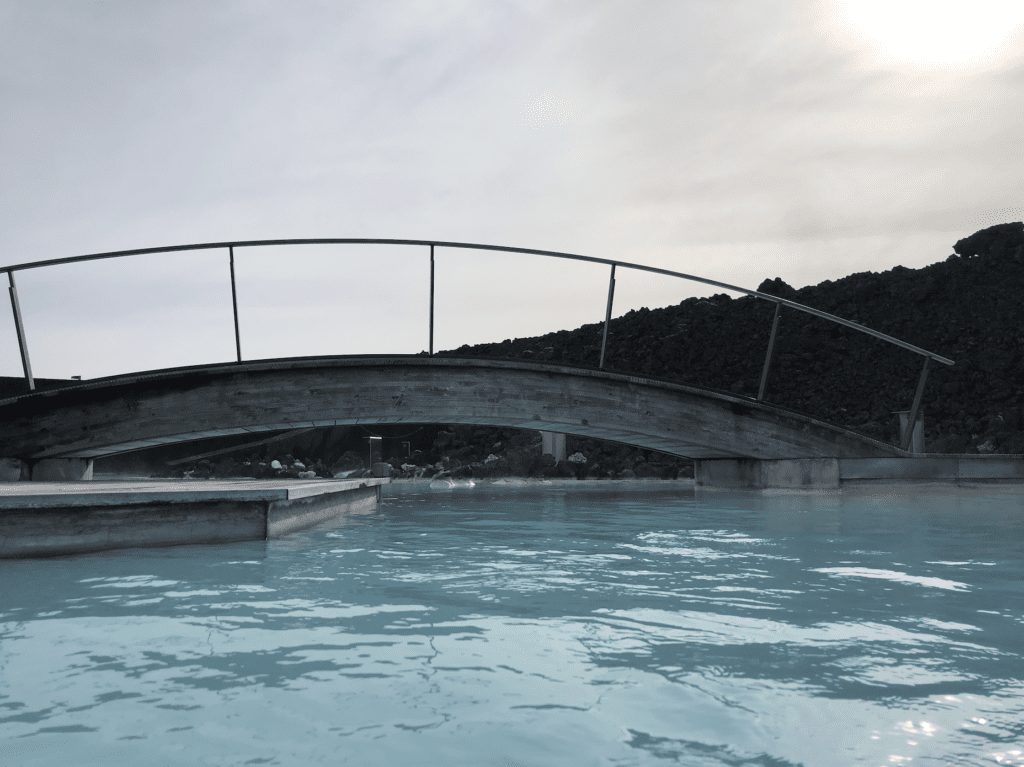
left=540, top=431, right=567, bottom=463
left=30, top=458, right=94, bottom=482
left=895, top=411, right=925, bottom=454
left=0, top=458, right=28, bottom=481
left=694, top=458, right=839, bottom=490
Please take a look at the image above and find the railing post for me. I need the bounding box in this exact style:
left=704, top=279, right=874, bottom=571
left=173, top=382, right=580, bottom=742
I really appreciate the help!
left=902, top=357, right=931, bottom=452
left=599, top=264, right=616, bottom=369
left=7, top=271, right=35, bottom=392
left=428, top=244, right=435, bottom=356
left=757, top=302, right=781, bottom=401
left=228, top=246, right=242, bottom=363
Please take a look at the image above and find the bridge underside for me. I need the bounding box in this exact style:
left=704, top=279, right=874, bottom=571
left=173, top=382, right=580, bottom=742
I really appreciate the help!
left=0, top=357, right=901, bottom=463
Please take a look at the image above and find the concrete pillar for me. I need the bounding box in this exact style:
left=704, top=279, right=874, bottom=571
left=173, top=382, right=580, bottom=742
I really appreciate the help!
left=31, top=458, right=94, bottom=481
left=540, top=431, right=567, bottom=462
left=0, top=458, right=28, bottom=481
left=695, top=458, right=839, bottom=489
left=694, top=458, right=761, bottom=488
left=895, top=411, right=925, bottom=453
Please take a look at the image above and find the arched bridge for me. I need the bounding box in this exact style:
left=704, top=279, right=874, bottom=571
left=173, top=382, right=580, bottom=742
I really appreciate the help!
left=0, top=239, right=954, bottom=480
left=0, top=356, right=902, bottom=464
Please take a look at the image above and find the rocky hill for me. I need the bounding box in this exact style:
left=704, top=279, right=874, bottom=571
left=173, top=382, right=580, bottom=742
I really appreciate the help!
left=444, top=223, right=1024, bottom=454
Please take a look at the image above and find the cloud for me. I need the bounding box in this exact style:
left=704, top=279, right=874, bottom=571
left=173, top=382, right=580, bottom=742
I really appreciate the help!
left=0, top=0, right=1021, bottom=377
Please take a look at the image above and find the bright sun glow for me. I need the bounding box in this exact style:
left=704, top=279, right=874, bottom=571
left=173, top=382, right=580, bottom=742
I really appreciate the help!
left=832, top=0, right=1024, bottom=69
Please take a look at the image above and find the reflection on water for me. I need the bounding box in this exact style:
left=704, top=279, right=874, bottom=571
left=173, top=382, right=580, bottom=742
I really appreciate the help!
left=1, top=482, right=1023, bottom=766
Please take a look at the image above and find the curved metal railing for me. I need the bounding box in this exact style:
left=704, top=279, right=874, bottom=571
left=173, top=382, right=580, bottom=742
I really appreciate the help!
left=2, top=239, right=954, bottom=451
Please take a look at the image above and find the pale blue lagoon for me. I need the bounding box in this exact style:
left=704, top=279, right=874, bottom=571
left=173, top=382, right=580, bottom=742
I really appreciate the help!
left=1, top=482, right=1022, bottom=766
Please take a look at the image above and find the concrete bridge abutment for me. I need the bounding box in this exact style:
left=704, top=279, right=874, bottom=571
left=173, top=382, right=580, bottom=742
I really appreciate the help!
left=0, top=457, right=94, bottom=482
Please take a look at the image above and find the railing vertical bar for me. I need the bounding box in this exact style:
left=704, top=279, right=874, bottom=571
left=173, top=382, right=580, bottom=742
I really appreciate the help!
left=902, top=357, right=931, bottom=452
left=228, top=246, right=242, bottom=363
left=428, top=244, right=435, bottom=356
left=7, top=271, right=35, bottom=392
left=756, top=302, right=782, bottom=401
left=599, top=263, right=616, bottom=369
left=0, top=240, right=956, bottom=364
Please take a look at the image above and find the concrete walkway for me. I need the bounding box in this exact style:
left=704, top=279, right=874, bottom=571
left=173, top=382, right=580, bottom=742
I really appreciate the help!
left=0, top=478, right=382, bottom=508
left=0, top=478, right=388, bottom=558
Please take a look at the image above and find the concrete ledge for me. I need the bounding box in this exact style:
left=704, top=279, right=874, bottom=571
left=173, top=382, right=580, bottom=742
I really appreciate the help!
left=955, top=456, right=1024, bottom=480
left=0, top=479, right=387, bottom=558
left=697, top=456, right=1024, bottom=488
left=268, top=484, right=380, bottom=536
left=0, top=478, right=385, bottom=508
left=695, top=458, right=839, bottom=489
left=839, top=456, right=1024, bottom=483
left=839, top=457, right=959, bottom=481
left=0, top=502, right=267, bottom=558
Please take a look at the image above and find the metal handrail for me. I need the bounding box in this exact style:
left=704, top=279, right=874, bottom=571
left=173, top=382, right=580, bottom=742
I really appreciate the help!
left=1, top=238, right=954, bottom=450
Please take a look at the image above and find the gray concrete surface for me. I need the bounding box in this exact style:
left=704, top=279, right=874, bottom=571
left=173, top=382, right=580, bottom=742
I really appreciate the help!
left=695, top=456, right=1024, bottom=488
left=695, top=458, right=841, bottom=489
left=0, top=478, right=386, bottom=558
left=840, top=455, right=1024, bottom=484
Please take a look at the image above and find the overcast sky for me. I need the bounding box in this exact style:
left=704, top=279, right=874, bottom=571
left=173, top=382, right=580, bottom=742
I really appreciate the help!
left=1, top=0, right=1022, bottom=379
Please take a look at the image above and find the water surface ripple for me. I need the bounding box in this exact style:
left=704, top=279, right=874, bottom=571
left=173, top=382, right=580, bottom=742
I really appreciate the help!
left=1, top=482, right=1022, bottom=766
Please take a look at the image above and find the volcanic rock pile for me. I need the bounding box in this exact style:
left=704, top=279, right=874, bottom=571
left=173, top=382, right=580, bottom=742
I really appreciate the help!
left=446, top=223, right=1024, bottom=454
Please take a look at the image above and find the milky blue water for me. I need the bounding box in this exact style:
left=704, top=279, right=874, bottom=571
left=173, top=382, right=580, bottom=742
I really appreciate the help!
left=1, top=482, right=1023, bottom=766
